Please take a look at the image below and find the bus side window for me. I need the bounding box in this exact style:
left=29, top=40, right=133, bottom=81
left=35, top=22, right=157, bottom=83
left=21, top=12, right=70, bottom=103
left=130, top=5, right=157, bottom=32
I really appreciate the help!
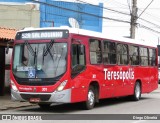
left=140, top=47, right=148, bottom=66
left=129, top=45, right=139, bottom=65
left=117, top=43, right=128, bottom=65
left=149, top=48, right=156, bottom=66
left=103, top=40, right=116, bottom=64
left=89, top=39, right=102, bottom=64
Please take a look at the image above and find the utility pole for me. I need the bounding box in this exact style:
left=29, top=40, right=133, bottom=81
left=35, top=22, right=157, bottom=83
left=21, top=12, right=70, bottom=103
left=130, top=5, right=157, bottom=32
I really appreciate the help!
left=130, top=0, right=137, bottom=39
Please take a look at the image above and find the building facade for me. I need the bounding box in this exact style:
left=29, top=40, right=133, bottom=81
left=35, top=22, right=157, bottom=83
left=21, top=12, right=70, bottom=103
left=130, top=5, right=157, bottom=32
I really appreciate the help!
left=0, top=0, right=103, bottom=95
left=0, top=2, right=40, bottom=29
left=40, top=0, right=103, bottom=32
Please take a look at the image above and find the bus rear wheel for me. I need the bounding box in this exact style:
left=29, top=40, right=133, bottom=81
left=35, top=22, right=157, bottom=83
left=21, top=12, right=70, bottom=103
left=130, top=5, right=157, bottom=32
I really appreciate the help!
left=83, top=86, right=96, bottom=110
left=132, top=82, right=141, bottom=101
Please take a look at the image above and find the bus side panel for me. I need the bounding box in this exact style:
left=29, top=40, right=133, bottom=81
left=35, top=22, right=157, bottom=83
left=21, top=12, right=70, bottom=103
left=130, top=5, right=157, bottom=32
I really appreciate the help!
left=70, top=65, right=104, bottom=103
left=134, top=66, right=150, bottom=93
left=149, top=67, right=158, bottom=92
left=70, top=77, right=88, bottom=103
left=135, top=66, right=151, bottom=93
left=134, top=66, right=158, bottom=93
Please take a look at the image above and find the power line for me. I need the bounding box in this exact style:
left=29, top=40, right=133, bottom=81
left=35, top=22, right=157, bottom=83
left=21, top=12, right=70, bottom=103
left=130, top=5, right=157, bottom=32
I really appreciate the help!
left=105, top=0, right=129, bottom=8
left=76, top=0, right=160, bottom=32
left=139, top=24, right=160, bottom=34
left=32, top=0, right=160, bottom=35
left=138, top=8, right=160, bottom=22
left=76, top=0, right=130, bottom=16
left=76, top=0, right=160, bottom=36
left=139, top=18, right=160, bottom=29
left=138, top=0, right=154, bottom=18
left=2, top=0, right=160, bottom=31
left=127, top=0, right=131, bottom=14
left=0, top=3, right=129, bottom=23
left=102, top=0, right=160, bottom=29
left=1, top=0, right=160, bottom=35
left=32, top=0, right=131, bottom=24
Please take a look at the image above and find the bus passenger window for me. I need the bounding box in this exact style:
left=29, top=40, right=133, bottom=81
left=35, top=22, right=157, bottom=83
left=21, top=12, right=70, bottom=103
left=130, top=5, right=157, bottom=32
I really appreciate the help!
left=140, top=47, right=148, bottom=66
left=117, top=43, right=128, bottom=65
left=129, top=45, right=139, bottom=65
left=103, top=41, right=116, bottom=64
left=89, top=39, right=102, bottom=64
left=149, top=48, right=156, bottom=66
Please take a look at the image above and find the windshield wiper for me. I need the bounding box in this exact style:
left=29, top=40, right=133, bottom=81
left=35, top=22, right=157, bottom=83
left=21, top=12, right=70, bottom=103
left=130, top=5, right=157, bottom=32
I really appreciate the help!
left=43, top=40, right=54, bottom=56
left=25, top=40, right=35, bottom=56
left=42, top=40, right=54, bottom=64
left=55, top=48, right=64, bottom=75
left=24, top=40, right=37, bottom=64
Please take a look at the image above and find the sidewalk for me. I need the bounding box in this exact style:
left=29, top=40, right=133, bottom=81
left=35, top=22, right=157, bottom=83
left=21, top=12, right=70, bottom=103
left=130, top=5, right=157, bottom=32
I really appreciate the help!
left=0, top=94, right=33, bottom=110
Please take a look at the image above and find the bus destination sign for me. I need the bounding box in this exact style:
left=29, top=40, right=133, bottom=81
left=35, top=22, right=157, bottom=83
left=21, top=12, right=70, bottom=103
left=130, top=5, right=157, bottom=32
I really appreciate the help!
left=16, top=30, right=69, bottom=40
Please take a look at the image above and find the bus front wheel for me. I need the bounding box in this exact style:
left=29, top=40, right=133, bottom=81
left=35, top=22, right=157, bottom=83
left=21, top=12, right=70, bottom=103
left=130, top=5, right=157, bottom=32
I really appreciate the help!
left=83, top=86, right=96, bottom=110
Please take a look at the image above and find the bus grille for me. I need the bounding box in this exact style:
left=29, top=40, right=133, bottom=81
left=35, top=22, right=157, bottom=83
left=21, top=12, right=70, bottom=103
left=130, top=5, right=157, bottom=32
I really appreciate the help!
left=20, top=94, right=51, bottom=101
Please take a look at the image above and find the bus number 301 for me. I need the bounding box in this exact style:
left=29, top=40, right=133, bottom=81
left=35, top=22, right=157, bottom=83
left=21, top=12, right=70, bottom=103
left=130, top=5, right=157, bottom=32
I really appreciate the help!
left=42, top=88, right=47, bottom=92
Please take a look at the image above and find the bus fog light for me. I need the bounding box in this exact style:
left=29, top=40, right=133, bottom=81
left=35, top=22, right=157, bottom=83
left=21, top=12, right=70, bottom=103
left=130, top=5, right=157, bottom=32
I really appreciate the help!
left=11, top=80, right=18, bottom=92
left=56, top=80, right=68, bottom=92
left=56, top=94, right=65, bottom=100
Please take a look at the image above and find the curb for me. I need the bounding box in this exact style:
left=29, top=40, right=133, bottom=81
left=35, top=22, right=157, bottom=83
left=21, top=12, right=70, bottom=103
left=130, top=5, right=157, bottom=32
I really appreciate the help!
left=0, top=103, right=35, bottom=111
left=0, top=101, right=35, bottom=111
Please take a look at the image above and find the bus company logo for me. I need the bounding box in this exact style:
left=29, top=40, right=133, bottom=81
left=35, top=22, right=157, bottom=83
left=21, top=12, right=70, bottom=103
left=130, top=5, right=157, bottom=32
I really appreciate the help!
left=2, top=115, right=12, bottom=120
left=104, top=68, right=134, bottom=82
left=19, top=87, right=32, bottom=91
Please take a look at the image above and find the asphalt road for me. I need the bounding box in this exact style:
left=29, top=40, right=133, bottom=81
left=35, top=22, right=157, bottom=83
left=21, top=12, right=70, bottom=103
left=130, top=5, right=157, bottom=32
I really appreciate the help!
left=1, top=85, right=160, bottom=122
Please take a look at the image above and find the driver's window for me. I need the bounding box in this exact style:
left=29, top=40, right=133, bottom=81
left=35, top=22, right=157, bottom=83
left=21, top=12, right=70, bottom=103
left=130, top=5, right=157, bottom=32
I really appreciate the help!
left=71, top=44, right=85, bottom=77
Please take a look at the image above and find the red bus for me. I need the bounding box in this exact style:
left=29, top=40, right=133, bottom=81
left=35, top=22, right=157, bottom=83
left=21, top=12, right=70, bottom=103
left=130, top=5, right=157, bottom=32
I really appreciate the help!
left=11, top=27, right=158, bottom=109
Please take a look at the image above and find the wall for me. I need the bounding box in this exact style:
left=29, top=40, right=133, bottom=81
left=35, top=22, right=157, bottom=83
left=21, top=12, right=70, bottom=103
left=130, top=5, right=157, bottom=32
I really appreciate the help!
left=0, top=3, right=40, bottom=29
left=0, top=0, right=103, bottom=31
left=0, top=0, right=103, bottom=88
left=0, top=0, right=40, bottom=88
left=40, top=0, right=103, bottom=32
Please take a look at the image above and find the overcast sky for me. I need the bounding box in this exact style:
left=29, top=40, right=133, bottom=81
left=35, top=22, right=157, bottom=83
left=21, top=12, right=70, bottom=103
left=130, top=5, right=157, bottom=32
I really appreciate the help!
left=99, top=0, right=160, bottom=46
left=68, top=0, right=160, bottom=46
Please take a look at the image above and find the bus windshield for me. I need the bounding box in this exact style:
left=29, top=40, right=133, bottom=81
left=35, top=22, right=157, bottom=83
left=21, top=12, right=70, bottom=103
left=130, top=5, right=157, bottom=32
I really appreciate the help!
left=13, top=41, right=67, bottom=79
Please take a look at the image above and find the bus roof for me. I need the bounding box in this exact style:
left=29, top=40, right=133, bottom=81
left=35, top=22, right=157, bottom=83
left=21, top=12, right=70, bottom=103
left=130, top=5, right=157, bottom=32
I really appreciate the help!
left=18, top=26, right=156, bottom=48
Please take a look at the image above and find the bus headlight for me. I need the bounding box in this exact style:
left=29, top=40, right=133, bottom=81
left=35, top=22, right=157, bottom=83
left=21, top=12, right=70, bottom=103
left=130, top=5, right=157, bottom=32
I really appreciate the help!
left=11, top=80, right=18, bottom=92
left=56, top=80, right=68, bottom=92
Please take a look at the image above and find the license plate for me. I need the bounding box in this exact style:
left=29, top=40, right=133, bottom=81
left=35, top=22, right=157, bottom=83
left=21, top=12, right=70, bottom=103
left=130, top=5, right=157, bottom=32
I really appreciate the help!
left=30, top=98, right=40, bottom=103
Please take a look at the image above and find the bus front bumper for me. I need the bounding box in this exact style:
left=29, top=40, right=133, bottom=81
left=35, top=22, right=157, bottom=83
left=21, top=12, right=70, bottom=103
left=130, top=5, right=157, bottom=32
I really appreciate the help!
left=11, top=89, right=71, bottom=103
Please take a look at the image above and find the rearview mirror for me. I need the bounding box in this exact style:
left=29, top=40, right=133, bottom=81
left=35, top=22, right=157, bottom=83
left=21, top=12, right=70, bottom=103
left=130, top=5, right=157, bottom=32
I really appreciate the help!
left=157, top=45, right=160, bottom=56
left=6, top=40, right=13, bottom=54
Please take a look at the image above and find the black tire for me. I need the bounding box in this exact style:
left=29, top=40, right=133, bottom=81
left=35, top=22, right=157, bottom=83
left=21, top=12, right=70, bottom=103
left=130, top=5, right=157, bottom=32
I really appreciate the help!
left=38, top=103, right=51, bottom=109
left=83, top=86, right=96, bottom=110
left=132, top=82, right=141, bottom=101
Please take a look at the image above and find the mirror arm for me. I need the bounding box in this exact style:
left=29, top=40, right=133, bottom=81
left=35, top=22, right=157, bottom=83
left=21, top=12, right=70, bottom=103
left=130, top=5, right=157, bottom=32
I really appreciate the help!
left=6, top=40, right=14, bottom=54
